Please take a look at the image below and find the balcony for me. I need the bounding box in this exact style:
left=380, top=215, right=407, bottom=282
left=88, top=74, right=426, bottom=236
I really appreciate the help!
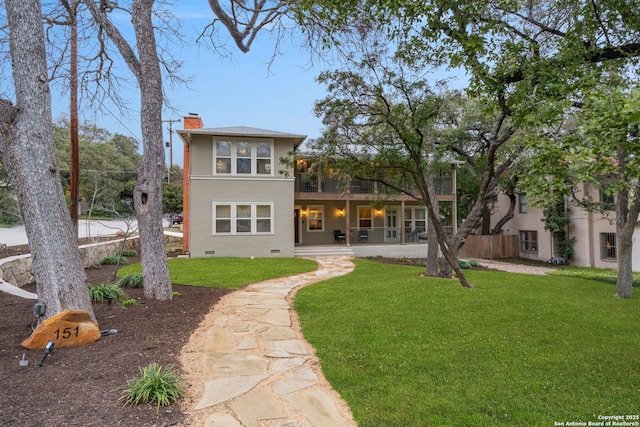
left=294, top=173, right=452, bottom=196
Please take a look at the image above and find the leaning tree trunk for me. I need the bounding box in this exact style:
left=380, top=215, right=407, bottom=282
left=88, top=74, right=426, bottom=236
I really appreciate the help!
left=82, top=0, right=172, bottom=300
left=0, top=0, right=94, bottom=320
left=132, top=0, right=171, bottom=300
left=425, top=182, right=440, bottom=277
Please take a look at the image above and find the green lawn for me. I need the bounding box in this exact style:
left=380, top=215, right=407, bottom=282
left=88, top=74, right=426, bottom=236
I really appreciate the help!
left=294, top=259, right=640, bottom=427
left=118, top=257, right=318, bottom=289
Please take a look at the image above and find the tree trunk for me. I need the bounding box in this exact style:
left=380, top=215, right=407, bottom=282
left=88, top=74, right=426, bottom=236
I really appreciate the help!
left=613, top=141, right=640, bottom=299
left=614, top=191, right=639, bottom=299
left=0, top=0, right=94, bottom=320
left=132, top=0, right=171, bottom=300
left=425, top=182, right=440, bottom=276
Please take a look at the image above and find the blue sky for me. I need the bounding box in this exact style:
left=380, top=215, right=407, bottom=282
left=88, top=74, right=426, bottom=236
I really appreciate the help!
left=51, top=3, right=328, bottom=168
left=49, top=2, right=466, bottom=169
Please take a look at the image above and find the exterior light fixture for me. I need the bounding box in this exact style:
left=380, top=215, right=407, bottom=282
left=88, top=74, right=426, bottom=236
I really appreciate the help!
left=39, top=340, right=55, bottom=367
left=338, top=208, right=344, bottom=217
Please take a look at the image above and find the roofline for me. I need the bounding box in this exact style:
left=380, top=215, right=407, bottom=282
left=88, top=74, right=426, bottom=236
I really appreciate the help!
left=176, top=128, right=307, bottom=148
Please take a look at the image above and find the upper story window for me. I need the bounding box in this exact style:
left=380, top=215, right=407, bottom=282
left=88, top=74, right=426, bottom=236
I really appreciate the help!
left=215, top=140, right=273, bottom=175
left=600, top=189, right=615, bottom=210
left=518, top=193, right=528, bottom=213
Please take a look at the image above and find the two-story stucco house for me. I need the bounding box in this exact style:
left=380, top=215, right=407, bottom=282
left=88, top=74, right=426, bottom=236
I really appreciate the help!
left=177, top=114, right=305, bottom=258
left=491, top=183, right=640, bottom=271
left=177, top=114, right=459, bottom=258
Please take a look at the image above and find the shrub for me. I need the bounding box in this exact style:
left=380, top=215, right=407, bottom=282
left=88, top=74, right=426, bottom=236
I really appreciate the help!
left=458, top=259, right=478, bottom=269
left=89, top=283, right=128, bottom=303
left=121, top=299, right=139, bottom=308
left=122, top=249, right=138, bottom=257
left=121, top=363, right=186, bottom=410
left=117, top=273, right=144, bottom=288
left=100, top=254, right=128, bottom=265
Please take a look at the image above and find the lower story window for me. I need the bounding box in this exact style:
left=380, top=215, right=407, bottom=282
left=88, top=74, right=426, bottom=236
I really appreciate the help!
left=600, top=233, right=616, bottom=260
left=213, top=202, right=273, bottom=235
left=519, top=230, right=538, bottom=252
left=307, top=206, right=324, bottom=231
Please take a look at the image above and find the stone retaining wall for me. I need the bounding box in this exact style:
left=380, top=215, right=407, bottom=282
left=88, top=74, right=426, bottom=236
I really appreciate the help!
left=1, top=235, right=182, bottom=288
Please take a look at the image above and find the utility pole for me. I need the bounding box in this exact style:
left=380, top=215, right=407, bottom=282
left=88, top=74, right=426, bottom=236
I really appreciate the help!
left=162, top=119, right=180, bottom=183
left=69, top=1, right=79, bottom=238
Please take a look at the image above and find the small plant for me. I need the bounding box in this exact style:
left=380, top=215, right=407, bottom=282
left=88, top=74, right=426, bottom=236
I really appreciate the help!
left=117, top=273, right=144, bottom=288
left=89, top=282, right=128, bottom=303
left=101, top=254, right=128, bottom=265
left=121, top=299, right=139, bottom=308
left=172, top=291, right=181, bottom=297
left=121, top=363, right=186, bottom=410
left=122, top=249, right=138, bottom=257
left=458, top=259, right=478, bottom=269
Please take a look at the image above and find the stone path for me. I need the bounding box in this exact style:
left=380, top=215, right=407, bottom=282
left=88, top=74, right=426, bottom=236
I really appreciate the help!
left=180, top=256, right=358, bottom=427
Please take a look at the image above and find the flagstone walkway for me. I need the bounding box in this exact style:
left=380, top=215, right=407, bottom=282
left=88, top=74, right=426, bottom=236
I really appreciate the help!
left=180, top=256, right=358, bottom=427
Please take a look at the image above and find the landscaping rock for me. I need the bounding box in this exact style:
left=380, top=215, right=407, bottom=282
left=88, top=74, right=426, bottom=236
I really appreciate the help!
left=21, top=309, right=101, bottom=350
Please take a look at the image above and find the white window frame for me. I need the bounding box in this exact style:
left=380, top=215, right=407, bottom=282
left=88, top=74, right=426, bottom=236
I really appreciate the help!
left=213, top=139, right=274, bottom=176
left=306, top=205, right=324, bottom=232
left=212, top=202, right=274, bottom=235
left=404, top=206, right=427, bottom=232
left=519, top=230, right=538, bottom=252
left=518, top=193, right=528, bottom=214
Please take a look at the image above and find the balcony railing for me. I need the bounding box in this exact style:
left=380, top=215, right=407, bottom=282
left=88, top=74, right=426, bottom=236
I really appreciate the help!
left=321, top=225, right=454, bottom=245
left=295, top=173, right=452, bottom=195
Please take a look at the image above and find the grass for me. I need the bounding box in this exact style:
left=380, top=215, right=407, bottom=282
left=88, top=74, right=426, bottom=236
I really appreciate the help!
left=117, top=257, right=318, bottom=289
left=121, top=363, right=186, bottom=410
left=295, top=259, right=640, bottom=427
left=117, top=273, right=144, bottom=288
left=89, top=282, right=129, bottom=303
left=100, top=254, right=128, bottom=265
left=549, top=265, right=640, bottom=287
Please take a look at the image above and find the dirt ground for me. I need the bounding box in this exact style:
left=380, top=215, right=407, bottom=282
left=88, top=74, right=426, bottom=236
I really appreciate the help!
left=0, top=241, right=231, bottom=427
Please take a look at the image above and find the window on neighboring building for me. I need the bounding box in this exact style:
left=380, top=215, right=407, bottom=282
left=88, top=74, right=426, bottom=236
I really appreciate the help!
left=212, top=202, right=274, bottom=235
left=214, top=140, right=273, bottom=175
left=307, top=206, right=324, bottom=231
left=358, top=206, right=373, bottom=229
left=519, top=230, right=538, bottom=252
left=518, top=193, right=528, bottom=213
left=600, top=233, right=616, bottom=260
left=600, top=190, right=615, bottom=210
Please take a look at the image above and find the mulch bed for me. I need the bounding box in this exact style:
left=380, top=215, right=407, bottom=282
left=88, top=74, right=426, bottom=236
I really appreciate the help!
left=0, top=241, right=232, bottom=427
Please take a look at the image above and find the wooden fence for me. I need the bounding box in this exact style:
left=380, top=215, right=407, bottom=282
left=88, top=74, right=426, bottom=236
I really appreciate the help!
left=459, top=234, right=519, bottom=259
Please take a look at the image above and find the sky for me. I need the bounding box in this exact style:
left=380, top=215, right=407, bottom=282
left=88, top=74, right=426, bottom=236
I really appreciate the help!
left=48, top=2, right=466, bottom=169
left=50, top=2, right=329, bottom=168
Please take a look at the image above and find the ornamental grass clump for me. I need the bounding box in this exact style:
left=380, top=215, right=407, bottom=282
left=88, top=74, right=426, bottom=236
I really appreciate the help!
left=117, top=273, right=144, bottom=288
left=121, top=363, right=186, bottom=410
left=122, top=249, right=138, bottom=257
left=88, top=282, right=128, bottom=303
left=100, top=254, right=128, bottom=265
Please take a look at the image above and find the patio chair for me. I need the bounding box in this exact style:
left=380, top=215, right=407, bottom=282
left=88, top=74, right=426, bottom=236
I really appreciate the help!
left=334, top=229, right=346, bottom=243
left=359, top=230, right=368, bottom=243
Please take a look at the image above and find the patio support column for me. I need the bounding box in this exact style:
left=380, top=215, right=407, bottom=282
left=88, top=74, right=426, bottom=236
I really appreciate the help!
left=452, top=163, right=458, bottom=237
left=400, top=200, right=406, bottom=245
left=345, top=199, right=351, bottom=246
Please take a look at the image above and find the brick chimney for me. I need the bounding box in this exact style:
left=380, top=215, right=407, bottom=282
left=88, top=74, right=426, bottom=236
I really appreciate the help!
left=181, top=113, right=202, bottom=255
left=184, top=113, right=203, bottom=130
